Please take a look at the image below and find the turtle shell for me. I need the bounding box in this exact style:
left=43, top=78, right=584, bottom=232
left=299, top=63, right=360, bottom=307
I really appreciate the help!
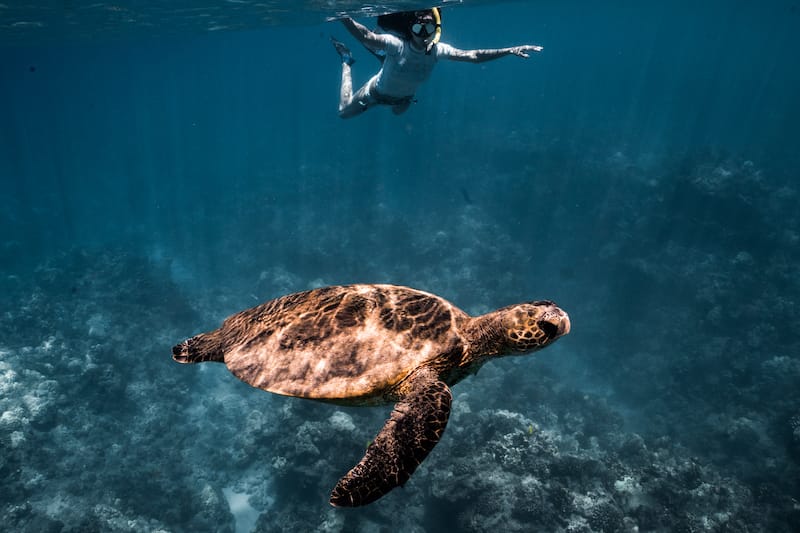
left=221, top=284, right=468, bottom=401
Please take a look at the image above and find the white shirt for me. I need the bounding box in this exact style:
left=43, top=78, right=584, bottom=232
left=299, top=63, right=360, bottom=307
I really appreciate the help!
left=368, top=34, right=456, bottom=98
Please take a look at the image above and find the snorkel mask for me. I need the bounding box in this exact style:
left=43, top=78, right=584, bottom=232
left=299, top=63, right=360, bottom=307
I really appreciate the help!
left=411, top=21, right=436, bottom=36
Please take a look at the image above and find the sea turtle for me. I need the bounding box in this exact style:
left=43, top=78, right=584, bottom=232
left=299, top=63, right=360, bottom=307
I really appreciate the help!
left=173, top=284, right=570, bottom=507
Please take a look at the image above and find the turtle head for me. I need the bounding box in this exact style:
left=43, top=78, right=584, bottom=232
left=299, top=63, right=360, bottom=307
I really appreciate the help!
left=499, top=300, right=570, bottom=353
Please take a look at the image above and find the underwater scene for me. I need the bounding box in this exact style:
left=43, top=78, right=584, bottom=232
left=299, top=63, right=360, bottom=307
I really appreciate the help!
left=1, top=0, right=799, bottom=531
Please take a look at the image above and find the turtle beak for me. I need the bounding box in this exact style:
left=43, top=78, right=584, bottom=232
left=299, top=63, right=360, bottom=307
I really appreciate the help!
left=559, top=311, right=571, bottom=336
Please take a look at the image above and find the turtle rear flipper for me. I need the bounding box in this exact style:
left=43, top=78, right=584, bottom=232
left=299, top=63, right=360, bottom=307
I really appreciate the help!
left=172, top=333, right=224, bottom=364
left=330, top=369, right=452, bottom=507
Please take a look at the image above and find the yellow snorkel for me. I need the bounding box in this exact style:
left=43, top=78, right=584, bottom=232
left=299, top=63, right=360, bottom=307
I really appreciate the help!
left=425, top=7, right=442, bottom=54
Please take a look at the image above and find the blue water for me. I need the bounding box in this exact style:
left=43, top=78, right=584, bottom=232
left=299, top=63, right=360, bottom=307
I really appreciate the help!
left=1, top=1, right=799, bottom=531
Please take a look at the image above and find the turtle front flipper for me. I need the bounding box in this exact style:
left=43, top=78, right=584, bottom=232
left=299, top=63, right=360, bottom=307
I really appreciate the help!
left=330, top=369, right=452, bottom=507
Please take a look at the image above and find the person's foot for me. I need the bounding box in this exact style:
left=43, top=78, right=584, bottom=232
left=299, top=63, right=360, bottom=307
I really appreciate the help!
left=331, top=36, right=355, bottom=66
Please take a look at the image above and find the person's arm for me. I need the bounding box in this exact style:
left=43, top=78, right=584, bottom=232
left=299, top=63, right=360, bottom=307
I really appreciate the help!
left=341, top=17, right=397, bottom=51
left=441, top=44, right=543, bottom=63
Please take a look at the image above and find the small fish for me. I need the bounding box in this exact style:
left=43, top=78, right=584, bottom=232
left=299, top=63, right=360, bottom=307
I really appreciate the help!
left=459, top=186, right=473, bottom=205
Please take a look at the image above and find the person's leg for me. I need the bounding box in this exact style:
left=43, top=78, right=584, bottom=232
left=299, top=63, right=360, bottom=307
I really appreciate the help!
left=332, top=36, right=358, bottom=117
left=391, top=100, right=412, bottom=115
left=339, top=62, right=354, bottom=112
left=339, top=79, right=371, bottom=119
left=332, top=37, right=370, bottom=119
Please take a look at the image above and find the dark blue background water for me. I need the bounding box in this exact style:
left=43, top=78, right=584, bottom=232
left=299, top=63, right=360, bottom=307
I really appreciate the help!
left=1, top=1, right=799, bottom=531
left=3, top=1, right=798, bottom=272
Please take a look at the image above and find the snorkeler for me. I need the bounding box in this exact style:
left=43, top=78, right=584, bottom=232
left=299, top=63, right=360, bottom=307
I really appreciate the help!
left=331, top=8, right=543, bottom=118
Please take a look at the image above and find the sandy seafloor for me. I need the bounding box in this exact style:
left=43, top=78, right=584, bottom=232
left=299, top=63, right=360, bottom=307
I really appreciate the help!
left=1, top=1, right=799, bottom=532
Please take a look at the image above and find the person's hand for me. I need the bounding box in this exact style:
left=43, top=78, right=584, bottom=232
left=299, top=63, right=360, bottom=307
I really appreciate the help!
left=511, top=45, right=543, bottom=58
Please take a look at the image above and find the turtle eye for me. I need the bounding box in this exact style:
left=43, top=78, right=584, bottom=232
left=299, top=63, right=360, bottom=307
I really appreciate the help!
left=538, top=320, right=558, bottom=340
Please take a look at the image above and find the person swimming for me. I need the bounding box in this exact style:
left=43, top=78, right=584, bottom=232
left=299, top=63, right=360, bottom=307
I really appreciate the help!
left=331, top=8, right=543, bottom=118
